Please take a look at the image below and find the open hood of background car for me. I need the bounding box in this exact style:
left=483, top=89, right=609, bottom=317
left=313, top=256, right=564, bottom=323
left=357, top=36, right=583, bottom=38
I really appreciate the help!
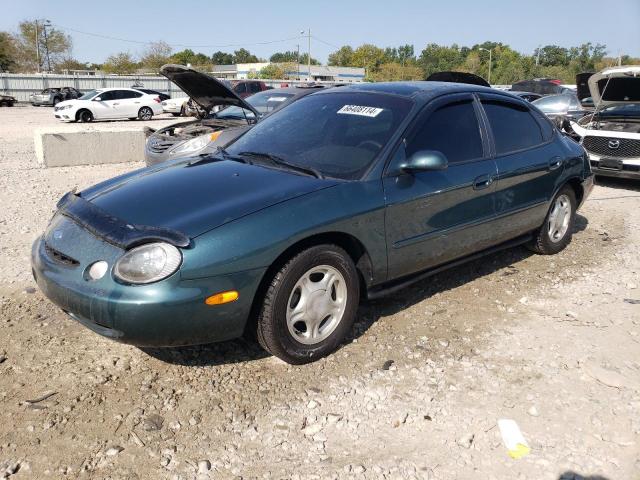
left=588, top=65, right=640, bottom=107
left=160, top=64, right=260, bottom=117
left=426, top=71, right=490, bottom=87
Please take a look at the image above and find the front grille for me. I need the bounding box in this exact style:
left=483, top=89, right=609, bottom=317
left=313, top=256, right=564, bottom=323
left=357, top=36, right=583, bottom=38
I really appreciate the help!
left=45, top=243, right=79, bottom=267
left=582, top=136, right=640, bottom=158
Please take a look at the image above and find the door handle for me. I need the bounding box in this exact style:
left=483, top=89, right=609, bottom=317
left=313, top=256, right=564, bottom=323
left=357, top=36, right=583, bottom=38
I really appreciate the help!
left=113, top=103, right=119, bottom=106
left=473, top=174, right=494, bottom=190
left=548, top=156, right=564, bottom=171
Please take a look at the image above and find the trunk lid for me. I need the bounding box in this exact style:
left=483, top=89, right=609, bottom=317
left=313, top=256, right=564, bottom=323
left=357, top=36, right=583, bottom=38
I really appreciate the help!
left=588, top=66, right=640, bottom=107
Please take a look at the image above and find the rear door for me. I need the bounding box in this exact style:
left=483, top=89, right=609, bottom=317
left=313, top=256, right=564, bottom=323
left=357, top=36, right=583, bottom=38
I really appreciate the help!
left=383, top=93, right=498, bottom=280
left=477, top=93, right=561, bottom=241
left=114, top=90, right=144, bottom=117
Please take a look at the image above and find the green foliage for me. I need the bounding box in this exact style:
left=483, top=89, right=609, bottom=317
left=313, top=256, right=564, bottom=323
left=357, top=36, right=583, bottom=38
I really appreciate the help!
left=0, top=32, right=17, bottom=72
left=233, top=48, right=259, bottom=63
left=327, top=46, right=354, bottom=67
left=258, top=63, right=285, bottom=79
left=211, top=51, right=234, bottom=65
left=169, top=49, right=211, bottom=68
left=13, top=20, right=72, bottom=72
left=102, top=52, right=139, bottom=74
left=140, top=41, right=172, bottom=70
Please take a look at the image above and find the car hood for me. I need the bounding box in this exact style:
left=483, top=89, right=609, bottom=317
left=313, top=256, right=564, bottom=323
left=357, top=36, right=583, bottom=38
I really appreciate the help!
left=589, top=65, right=640, bottom=107
left=160, top=64, right=259, bottom=117
left=80, top=159, right=338, bottom=238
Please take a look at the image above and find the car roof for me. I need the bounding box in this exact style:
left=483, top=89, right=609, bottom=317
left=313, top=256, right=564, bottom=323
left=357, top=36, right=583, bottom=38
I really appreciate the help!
left=319, top=81, right=499, bottom=102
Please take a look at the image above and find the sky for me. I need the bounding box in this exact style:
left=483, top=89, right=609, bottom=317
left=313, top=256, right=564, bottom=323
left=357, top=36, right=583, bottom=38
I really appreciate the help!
left=2, top=0, right=639, bottom=63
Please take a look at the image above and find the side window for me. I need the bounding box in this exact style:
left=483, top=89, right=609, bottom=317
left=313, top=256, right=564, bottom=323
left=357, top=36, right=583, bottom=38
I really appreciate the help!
left=482, top=100, right=543, bottom=155
left=249, top=82, right=261, bottom=93
left=530, top=108, right=554, bottom=141
left=119, top=90, right=142, bottom=99
left=406, top=99, right=483, bottom=164
left=235, top=83, right=247, bottom=94
left=97, top=91, right=115, bottom=101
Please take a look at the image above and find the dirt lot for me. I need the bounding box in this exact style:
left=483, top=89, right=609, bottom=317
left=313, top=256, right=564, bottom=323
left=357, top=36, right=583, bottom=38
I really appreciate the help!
left=0, top=105, right=639, bottom=480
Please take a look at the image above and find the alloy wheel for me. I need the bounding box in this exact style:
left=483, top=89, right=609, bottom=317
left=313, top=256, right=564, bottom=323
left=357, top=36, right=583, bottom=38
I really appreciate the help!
left=547, top=194, right=571, bottom=243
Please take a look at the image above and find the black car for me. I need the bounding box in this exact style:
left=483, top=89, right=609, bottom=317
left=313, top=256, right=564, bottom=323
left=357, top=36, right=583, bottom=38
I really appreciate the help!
left=509, top=91, right=543, bottom=102
left=0, top=94, right=16, bottom=107
left=137, top=88, right=171, bottom=102
left=511, top=79, right=572, bottom=95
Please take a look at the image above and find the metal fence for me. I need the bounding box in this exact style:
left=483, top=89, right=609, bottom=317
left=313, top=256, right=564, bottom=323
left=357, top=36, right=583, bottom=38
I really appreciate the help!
left=0, top=73, right=346, bottom=102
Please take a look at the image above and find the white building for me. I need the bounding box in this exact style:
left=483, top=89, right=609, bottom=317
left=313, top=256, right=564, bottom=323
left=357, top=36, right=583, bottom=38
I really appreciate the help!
left=211, top=63, right=365, bottom=83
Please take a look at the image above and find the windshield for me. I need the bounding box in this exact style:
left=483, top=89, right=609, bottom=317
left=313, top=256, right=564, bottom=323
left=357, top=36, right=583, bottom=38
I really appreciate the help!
left=216, top=90, right=296, bottom=120
left=532, top=95, right=572, bottom=113
left=596, top=103, right=640, bottom=119
left=225, top=92, right=413, bottom=180
left=78, top=90, right=99, bottom=100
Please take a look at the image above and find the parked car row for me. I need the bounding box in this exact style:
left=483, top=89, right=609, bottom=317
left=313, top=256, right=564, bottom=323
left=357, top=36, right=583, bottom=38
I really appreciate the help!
left=32, top=66, right=596, bottom=364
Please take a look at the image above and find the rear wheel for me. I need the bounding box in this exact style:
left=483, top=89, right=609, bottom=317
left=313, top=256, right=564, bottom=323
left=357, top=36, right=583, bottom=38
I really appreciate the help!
left=77, top=109, right=93, bottom=123
left=528, top=185, right=576, bottom=255
left=171, top=112, right=181, bottom=117
left=138, top=107, right=153, bottom=120
left=257, top=245, right=359, bottom=364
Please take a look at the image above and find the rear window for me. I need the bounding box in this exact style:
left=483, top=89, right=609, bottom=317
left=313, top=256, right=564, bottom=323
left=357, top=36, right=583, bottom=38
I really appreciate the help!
left=482, top=101, right=544, bottom=155
left=226, top=92, right=413, bottom=180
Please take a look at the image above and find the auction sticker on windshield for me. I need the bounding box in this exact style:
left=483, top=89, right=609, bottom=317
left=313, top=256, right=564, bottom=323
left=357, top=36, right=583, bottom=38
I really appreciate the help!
left=267, top=96, right=288, bottom=102
left=337, top=105, right=384, bottom=117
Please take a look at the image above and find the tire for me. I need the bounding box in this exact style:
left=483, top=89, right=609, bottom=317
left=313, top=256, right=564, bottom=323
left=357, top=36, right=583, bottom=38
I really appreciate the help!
left=528, top=185, right=576, bottom=255
left=171, top=112, right=181, bottom=117
left=257, top=245, right=360, bottom=364
left=77, top=109, right=93, bottom=123
left=138, top=107, right=153, bottom=120
left=179, top=105, right=185, bottom=117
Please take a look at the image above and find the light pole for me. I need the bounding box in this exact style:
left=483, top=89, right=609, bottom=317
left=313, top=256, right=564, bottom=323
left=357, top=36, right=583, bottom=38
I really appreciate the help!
left=43, top=19, right=52, bottom=72
left=34, top=19, right=40, bottom=73
left=296, top=44, right=300, bottom=80
left=479, top=47, right=492, bottom=85
left=300, top=29, right=311, bottom=81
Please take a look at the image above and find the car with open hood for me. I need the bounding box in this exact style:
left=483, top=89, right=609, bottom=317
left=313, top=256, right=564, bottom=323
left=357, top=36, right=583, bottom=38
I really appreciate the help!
left=30, top=87, right=83, bottom=106
left=32, top=81, right=593, bottom=364
left=569, top=66, right=640, bottom=179
left=144, top=64, right=323, bottom=166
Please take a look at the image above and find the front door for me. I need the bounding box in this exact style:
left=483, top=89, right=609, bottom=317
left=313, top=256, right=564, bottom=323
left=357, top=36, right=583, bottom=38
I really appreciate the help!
left=383, top=94, right=498, bottom=280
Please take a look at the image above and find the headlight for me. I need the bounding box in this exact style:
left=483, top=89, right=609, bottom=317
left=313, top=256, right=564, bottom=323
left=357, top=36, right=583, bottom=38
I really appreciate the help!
left=59, top=105, right=72, bottom=110
left=171, top=134, right=211, bottom=155
left=114, top=242, right=182, bottom=284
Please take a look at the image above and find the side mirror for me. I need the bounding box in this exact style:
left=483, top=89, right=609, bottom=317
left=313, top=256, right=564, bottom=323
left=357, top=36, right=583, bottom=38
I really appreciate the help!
left=93, top=97, right=102, bottom=102
left=399, top=150, right=448, bottom=173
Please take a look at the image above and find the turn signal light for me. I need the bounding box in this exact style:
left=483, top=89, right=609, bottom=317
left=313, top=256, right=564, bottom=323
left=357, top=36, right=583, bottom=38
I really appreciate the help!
left=205, top=290, right=239, bottom=305
left=210, top=131, right=222, bottom=142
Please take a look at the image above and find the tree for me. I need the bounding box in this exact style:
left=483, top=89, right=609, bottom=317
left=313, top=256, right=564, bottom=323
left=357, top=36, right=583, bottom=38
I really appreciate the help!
left=417, top=43, right=465, bottom=78
left=55, top=57, right=87, bottom=73
left=270, top=51, right=298, bottom=63
left=13, top=20, right=72, bottom=72
left=102, top=52, right=138, bottom=74
left=352, top=44, right=387, bottom=76
left=140, top=41, right=172, bottom=70
left=233, top=48, right=259, bottom=63
left=535, top=45, right=570, bottom=67
left=259, top=63, right=285, bottom=79
left=397, top=44, right=415, bottom=66
left=211, top=51, right=234, bottom=65
left=0, top=32, right=18, bottom=72
left=328, top=46, right=354, bottom=66
left=369, top=62, right=423, bottom=81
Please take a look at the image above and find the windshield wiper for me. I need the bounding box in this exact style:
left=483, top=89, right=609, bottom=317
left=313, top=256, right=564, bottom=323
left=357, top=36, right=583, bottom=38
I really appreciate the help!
left=187, top=146, right=251, bottom=167
left=237, top=151, right=323, bottom=179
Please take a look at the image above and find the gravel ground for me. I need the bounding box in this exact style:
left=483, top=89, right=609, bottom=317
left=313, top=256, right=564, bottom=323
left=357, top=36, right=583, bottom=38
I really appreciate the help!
left=0, top=105, right=639, bottom=480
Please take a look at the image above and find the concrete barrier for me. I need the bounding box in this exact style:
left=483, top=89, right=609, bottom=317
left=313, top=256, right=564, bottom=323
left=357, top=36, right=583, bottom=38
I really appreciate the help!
left=34, top=126, right=146, bottom=167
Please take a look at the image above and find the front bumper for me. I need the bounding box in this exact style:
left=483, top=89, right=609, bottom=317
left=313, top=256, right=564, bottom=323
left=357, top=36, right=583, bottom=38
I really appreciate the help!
left=31, top=234, right=265, bottom=347
left=588, top=154, right=640, bottom=180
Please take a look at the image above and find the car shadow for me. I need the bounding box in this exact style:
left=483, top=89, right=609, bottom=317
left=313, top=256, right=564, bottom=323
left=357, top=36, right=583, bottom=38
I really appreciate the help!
left=557, top=472, right=610, bottom=480
left=143, top=215, right=589, bottom=367
left=595, top=176, right=640, bottom=193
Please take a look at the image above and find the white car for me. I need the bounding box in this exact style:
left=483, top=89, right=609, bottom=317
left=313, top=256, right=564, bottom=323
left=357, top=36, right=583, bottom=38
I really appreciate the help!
left=161, top=97, right=188, bottom=116
left=53, top=88, right=164, bottom=122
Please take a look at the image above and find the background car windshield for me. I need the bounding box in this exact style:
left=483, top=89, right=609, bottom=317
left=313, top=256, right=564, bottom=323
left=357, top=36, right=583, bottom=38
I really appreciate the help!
left=216, top=91, right=296, bottom=120
left=598, top=103, right=640, bottom=118
left=78, top=90, right=98, bottom=100
left=226, top=92, right=413, bottom=179
left=532, top=95, right=571, bottom=113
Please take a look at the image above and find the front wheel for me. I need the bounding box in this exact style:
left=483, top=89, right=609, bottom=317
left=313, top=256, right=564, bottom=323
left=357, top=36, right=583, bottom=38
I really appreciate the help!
left=257, top=245, right=360, bottom=364
left=77, top=109, right=93, bottom=123
left=528, top=186, right=576, bottom=255
left=138, top=107, right=153, bottom=120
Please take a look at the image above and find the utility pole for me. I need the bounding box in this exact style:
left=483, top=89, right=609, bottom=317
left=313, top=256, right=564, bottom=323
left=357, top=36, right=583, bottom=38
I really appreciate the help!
left=536, top=45, right=541, bottom=66
left=296, top=44, right=300, bottom=80
left=307, top=29, right=311, bottom=82
left=479, top=48, right=492, bottom=85
left=35, top=19, right=40, bottom=73
left=43, top=20, right=52, bottom=72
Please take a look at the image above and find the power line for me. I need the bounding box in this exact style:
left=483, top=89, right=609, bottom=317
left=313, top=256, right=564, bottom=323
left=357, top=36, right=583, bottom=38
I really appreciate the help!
left=311, top=35, right=340, bottom=50
left=53, top=23, right=304, bottom=49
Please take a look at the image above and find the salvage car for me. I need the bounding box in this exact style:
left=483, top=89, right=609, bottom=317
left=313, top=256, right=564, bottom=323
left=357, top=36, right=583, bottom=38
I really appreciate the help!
left=570, top=65, right=640, bottom=179
left=161, top=97, right=189, bottom=116
left=532, top=93, right=590, bottom=130
left=30, top=87, right=83, bottom=106
left=145, top=65, right=323, bottom=166
left=54, top=88, right=163, bottom=122
left=31, top=81, right=593, bottom=364
left=0, top=94, right=16, bottom=107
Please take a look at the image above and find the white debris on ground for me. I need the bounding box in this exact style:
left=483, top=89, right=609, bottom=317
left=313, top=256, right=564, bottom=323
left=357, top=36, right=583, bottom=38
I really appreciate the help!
left=0, top=106, right=639, bottom=479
